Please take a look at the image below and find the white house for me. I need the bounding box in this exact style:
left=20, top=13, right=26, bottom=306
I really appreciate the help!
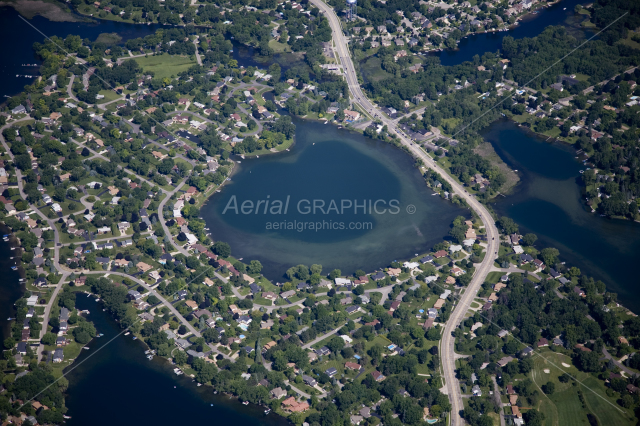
left=335, top=278, right=351, bottom=286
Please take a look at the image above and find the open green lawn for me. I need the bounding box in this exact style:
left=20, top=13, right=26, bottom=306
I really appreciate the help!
left=530, top=351, right=635, bottom=426
left=360, top=57, right=394, bottom=82
left=485, top=271, right=504, bottom=284
left=135, top=54, right=197, bottom=80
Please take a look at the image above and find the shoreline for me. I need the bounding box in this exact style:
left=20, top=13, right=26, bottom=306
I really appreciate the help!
left=0, top=0, right=86, bottom=22
left=494, top=116, right=637, bottom=222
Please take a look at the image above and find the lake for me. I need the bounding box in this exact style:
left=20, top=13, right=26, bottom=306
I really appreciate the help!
left=484, top=120, right=640, bottom=313
left=64, top=296, right=291, bottom=426
left=201, top=119, right=464, bottom=280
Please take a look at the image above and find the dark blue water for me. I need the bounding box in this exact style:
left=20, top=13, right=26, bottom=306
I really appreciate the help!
left=0, top=7, right=166, bottom=99
left=431, top=0, right=591, bottom=66
left=485, top=120, right=640, bottom=313
left=202, top=119, right=464, bottom=280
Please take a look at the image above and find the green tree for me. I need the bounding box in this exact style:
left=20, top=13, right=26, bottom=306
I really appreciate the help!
left=540, top=247, right=560, bottom=266
left=41, top=333, right=57, bottom=346
left=213, top=241, right=231, bottom=258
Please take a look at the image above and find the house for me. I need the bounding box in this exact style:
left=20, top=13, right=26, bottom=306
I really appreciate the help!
left=390, top=301, right=401, bottom=312
left=185, top=300, right=198, bottom=310
left=280, top=290, right=296, bottom=299
left=532, top=259, right=544, bottom=272
left=137, top=262, right=153, bottom=273
left=262, top=292, right=278, bottom=301
left=537, top=338, right=549, bottom=348
left=472, top=385, right=482, bottom=396
left=434, top=250, right=447, bottom=258
left=344, top=110, right=360, bottom=121
left=271, top=387, right=287, bottom=399
left=371, top=371, right=385, bottom=381
left=53, top=348, right=64, bottom=363
left=549, top=268, right=561, bottom=279
left=351, top=415, right=364, bottom=425
left=371, top=271, right=386, bottom=281
left=451, top=267, right=465, bottom=277
left=325, top=367, right=338, bottom=377
left=521, top=346, right=534, bottom=357
left=127, top=290, right=142, bottom=301
left=302, top=375, right=317, bottom=386
left=282, top=397, right=310, bottom=413
left=388, top=268, right=401, bottom=276
left=316, top=346, right=331, bottom=356
left=346, top=306, right=362, bottom=315
left=335, top=277, right=351, bottom=286
left=423, top=318, right=435, bottom=329
left=574, top=286, right=585, bottom=297
left=345, top=362, right=361, bottom=370
left=497, top=356, right=514, bottom=367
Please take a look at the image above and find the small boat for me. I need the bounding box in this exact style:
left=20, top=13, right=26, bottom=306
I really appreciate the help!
left=132, top=336, right=137, bottom=340
left=10, top=257, right=13, bottom=260
left=95, top=298, right=100, bottom=302
left=579, top=170, right=584, bottom=174
left=18, top=279, right=24, bottom=282
left=83, top=347, right=90, bottom=350
left=124, top=332, right=130, bottom=336
left=197, top=383, right=202, bottom=386
left=563, top=7, right=566, bottom=10
left=11, top=266, right=17, bottom=271
left=63, top=415, right=72, bottom=419
left=265, top=409, right=271, bottom=414
left=10, top=247, right=14, bottom=250
left=147, top=354, right=153, bottom=360
left=7, top=317, right=13, bottom=320
left=243, top=401, right=249, bottom=405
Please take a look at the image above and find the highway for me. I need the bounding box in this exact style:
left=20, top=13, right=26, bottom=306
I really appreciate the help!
left=308, top=1, right=500, bottom=423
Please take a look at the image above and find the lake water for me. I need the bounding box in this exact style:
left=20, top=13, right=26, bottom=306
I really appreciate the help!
left=201, top=119, right=464, bottom=280
left=484, top=120, right=640, bottom=313
left=64, top=296, right=290, bottom=426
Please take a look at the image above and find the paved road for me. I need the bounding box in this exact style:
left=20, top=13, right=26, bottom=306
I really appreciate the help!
left=81, top=270, right=232, bottom=360
left=309, top=2, right=499, bottom=423
left=193, top=36, right=203, bottom=66
left=602, top=347, right=635, bottom=376
left=301, top=323, right=346, bottom=349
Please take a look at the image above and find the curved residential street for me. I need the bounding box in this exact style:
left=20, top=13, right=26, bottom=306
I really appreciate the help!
left=307, top=1, right=500, bottom=423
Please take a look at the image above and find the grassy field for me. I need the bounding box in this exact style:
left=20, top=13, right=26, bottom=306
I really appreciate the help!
left=359, top=57, right=394, bottom=82
left=135, top=54, right=197, bottom=80
left=485, top=271, right=504, bottom=284
left=530, top=351, right=635, bottom=426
